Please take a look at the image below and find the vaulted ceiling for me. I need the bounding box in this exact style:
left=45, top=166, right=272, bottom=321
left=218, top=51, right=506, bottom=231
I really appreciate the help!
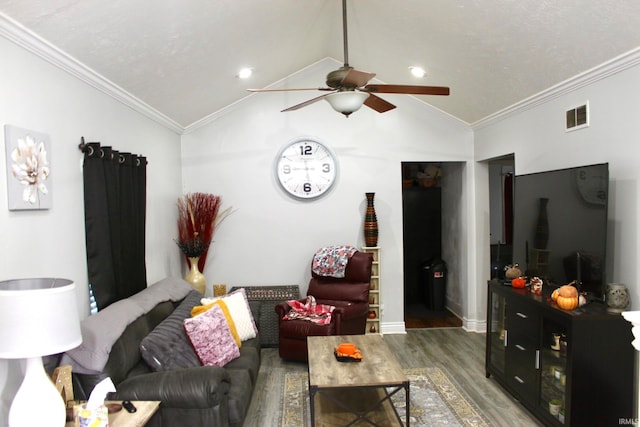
left=1, top=0, right=640, bottom=130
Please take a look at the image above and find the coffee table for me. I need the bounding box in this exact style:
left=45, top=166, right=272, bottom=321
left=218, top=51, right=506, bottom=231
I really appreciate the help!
left=307, top=335, right=410, bottom=426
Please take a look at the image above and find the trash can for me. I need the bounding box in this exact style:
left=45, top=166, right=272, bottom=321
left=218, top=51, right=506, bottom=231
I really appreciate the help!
left=423, top=258, right=447, bottom=310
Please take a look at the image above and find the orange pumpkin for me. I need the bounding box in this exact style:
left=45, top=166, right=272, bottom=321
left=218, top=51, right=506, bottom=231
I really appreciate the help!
left=557, top=295, right=579, bottom=310
left=511, top=277, right=526, bottom=288
left=551, top=289, right=559, bottom=302
left=558, top=285, right=578, bottom=298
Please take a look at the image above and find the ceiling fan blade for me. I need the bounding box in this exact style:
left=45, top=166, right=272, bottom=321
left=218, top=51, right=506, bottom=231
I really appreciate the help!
left=342, top=68, right=376, bottom=87
left=364, top=94, right=396, bottom=113
left=248, top=87, right=333, bottom=92
left=281, top=94, right=331, bottom=112
left=364, top=84, right=450, bottom=96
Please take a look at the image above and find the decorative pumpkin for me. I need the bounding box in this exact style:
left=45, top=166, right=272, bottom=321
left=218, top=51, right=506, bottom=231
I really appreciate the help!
left=557, top=296, right=579, bottom=310
left=558, top=285, right=578, bottom=298
left=551, top=289, right=559, bottom=302
left=511, top=277, right=526, bottom=288
left=556, top=285, right=579, bottom=310
left=368, top=310, right=377, bottom=319
left=505, top=264, right=522, bottom=280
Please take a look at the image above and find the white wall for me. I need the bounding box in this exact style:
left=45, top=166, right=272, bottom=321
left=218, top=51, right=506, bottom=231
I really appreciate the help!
left=0, top=37, right=183, bottom=425
left=181, top=58, right=474, bottom=333
left=475, top=54, right=640, bottom=317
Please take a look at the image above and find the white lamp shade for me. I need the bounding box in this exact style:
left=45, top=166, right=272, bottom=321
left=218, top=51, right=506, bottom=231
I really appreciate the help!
left=325, top=91, right=370, bottom=115
left=0, top=278, right=82, bottom=358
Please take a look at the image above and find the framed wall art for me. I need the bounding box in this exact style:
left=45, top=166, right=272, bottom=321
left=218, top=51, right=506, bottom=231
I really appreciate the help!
left=4, top=125, right=52, bottom=210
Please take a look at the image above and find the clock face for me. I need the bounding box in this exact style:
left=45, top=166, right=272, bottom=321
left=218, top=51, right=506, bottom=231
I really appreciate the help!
left=275, top=138, right=338, bottom=200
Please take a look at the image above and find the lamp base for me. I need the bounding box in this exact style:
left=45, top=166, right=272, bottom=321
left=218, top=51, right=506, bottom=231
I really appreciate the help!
left=9, top=357, right=65, bottom=427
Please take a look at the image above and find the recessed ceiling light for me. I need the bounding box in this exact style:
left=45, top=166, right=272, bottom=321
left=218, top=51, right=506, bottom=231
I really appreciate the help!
left=409, top=66, right=426, bottom=78
left=237, top=67, right=253, bottom=79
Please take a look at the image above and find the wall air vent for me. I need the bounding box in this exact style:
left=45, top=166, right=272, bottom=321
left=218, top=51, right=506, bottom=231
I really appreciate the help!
left=566, top=102, right=589, bottom=131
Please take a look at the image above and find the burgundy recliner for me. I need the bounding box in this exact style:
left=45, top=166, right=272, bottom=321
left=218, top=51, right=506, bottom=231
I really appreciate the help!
left=274, top=250, right=373, bottom=362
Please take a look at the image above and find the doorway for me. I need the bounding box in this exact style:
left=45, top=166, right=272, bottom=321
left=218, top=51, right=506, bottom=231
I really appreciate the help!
left=402, top=161, right=463, bottom=328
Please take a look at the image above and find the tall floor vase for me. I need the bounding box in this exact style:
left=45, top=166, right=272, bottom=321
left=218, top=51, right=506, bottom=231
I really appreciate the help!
left=185, top=256, right=206, bottom=294
left=364, top=192, right=379, bottom=247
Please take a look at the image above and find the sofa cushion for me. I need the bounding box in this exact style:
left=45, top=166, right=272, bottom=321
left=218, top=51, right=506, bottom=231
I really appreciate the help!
left=139, top=291, right=202, bottom=371
left=226, top=368, right=253, bottom=426
left=202, top=288, right=257, bottom=341
left=184, top=305, right=240, bottom=367
left=225, top=346, right=260, bottom=385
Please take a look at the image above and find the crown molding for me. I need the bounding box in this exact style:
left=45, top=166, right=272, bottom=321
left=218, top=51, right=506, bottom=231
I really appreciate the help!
left=0, top=12, right=185, bottom=135
left=472, top=47, right=640, bottom=130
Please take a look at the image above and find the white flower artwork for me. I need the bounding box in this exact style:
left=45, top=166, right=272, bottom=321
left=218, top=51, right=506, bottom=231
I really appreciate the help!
left=4, top=125, right=52, bottom=210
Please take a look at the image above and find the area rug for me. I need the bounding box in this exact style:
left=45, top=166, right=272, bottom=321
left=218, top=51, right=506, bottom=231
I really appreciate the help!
left=279, top=366, right=491, bottom=426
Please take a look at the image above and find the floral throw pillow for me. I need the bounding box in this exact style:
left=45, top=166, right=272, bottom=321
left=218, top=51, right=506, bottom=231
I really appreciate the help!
left=190, top=299, right=242, bottom=348
left=184, top=305, right=240, bottom=367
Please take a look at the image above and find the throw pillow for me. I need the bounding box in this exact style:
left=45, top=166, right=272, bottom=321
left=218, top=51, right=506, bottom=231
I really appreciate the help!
left=190, top=299, right=242, bottom=348
left=201, top=288, right=257, bottom=341
left=184, top=305, right=240, bottom=367
left=139, top=291, right=202, bottom=371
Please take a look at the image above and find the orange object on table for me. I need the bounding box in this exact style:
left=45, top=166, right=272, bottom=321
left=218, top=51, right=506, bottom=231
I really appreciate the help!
left=511, top=277, right=526, bottom=288
left=337, top=343, right=355, bottom=355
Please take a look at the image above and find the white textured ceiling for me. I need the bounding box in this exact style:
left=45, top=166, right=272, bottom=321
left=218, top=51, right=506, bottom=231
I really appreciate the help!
left=1, top=0, right=640, bottom=128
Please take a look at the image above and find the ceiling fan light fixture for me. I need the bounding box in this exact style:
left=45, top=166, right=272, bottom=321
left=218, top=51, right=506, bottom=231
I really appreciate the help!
left=325, top=91, right=370, bottom=117
left=409, top=66, right=426, bottom=78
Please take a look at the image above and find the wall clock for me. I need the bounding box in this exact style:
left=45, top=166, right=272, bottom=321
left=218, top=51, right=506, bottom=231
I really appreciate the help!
left=274, top=137, right=338, bottom=200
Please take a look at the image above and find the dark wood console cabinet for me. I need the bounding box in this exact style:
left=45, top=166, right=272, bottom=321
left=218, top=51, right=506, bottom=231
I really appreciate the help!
left=486, top=280, right=635, bottom=426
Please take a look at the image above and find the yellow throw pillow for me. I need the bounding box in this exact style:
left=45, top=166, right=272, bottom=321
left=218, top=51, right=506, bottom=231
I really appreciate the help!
left=191, top=300, right=242, bottom=348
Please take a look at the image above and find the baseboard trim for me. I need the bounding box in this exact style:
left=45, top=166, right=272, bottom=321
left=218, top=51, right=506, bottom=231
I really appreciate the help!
left=380, top=321, right=406, bottom=334
left=463, top=317, right=486, bottom=333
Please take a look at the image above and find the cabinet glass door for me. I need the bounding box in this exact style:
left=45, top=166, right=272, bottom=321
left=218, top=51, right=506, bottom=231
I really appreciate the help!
left=488, top=291, right=507, bottom=375
left=539, top=317, right=568, bottom=424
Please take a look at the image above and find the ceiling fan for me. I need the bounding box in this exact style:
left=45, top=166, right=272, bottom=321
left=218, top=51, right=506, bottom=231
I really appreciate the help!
left=248, top=0, right=450, bottom=117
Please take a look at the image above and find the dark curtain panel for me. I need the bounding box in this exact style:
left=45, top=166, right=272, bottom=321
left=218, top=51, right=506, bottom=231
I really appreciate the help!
left=82, top=142, right=147, bottom=310
left=503, top=173, right=513, bottom=244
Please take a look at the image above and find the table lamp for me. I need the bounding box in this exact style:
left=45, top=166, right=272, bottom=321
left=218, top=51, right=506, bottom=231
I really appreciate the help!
left=0, top=278, right=82, bottom=427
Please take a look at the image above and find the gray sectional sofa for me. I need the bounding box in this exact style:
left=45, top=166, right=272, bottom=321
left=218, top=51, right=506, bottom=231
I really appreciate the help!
left=61, top=277, right=261, bottom=427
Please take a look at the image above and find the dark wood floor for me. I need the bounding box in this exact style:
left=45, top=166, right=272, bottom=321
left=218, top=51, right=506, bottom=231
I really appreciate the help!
left=244, top=329, right=542, bottom=426
left=404, top=303, right=463, bottom=328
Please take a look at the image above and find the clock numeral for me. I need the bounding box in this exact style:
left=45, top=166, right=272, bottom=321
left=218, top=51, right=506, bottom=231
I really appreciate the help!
left=322, top=163, right=331, bottom=173
left=303, top=183, right=312, bottom=193
left=282, top=165, right=291, bottom=174
left=300, top=145, right=313, bottom=156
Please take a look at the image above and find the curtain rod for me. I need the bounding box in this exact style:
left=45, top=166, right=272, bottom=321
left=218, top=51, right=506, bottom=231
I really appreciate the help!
left=78, top=136, right=98, bottom=153
left=77, top=136, right=148, bottom=165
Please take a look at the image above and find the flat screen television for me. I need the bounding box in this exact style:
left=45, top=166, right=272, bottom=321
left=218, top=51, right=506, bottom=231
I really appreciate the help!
left=512, top=163, right=609, bottom=301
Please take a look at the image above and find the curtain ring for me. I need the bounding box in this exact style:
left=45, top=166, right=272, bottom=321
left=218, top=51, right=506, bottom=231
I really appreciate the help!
left=136, top=158, right=141, bottom=166
left=99, top=149, right=105, bottom=158
left=119, top=154, right=125, bottom=164
left=87, top=145, right=94, bottom=156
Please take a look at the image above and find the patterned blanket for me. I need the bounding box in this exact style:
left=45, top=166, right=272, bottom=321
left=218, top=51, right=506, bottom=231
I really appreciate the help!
left=311, top=245, right=358, bottom=278
left=283, top=296, right=335, bottom=325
